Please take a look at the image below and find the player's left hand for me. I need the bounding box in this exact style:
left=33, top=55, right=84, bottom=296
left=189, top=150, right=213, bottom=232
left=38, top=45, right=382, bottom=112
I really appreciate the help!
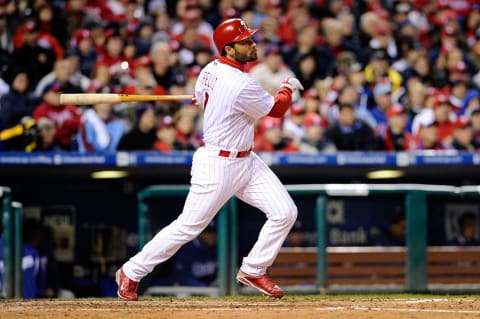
left=281, top=77, right=304, bottom=92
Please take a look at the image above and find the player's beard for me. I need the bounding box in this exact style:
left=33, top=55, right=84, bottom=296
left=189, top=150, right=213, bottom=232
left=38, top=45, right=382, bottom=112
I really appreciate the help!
left=234, top=48, right=257, bottom=64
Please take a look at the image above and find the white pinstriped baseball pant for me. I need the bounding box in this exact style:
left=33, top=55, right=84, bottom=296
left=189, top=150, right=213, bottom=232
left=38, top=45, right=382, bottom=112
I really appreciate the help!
left=123, top=146, right=298, bottom=281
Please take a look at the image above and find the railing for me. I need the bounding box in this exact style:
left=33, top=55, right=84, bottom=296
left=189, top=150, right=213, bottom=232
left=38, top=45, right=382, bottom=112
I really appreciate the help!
left=1, top=186, right=23, bottom=299
left=138, top=183, right=480, bottom=296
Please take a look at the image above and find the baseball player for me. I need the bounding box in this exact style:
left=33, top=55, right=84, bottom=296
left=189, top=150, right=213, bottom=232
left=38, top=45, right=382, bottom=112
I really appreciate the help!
left=116, top=18, right=304, bottom=300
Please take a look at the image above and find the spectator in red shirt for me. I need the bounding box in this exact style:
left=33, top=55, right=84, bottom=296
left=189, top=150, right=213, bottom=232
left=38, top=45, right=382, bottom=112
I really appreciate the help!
left=94, top=27, right=132, bottom=85
left=431, top=94, right=457, bottom=144
left=172, top=107, right=203, bottom=151
left=381, top=104, right=414, bottom=151
left=254, top=117, right=298, bottom=152
left=410, top=119, right=445, bottom=151
left=32, top=82, right=82, bottom=150
left=298, top=112, right=336, bottom=153
left=153, top=115, right=177, bottom=153
left=446, top=116, right=480, bottom=151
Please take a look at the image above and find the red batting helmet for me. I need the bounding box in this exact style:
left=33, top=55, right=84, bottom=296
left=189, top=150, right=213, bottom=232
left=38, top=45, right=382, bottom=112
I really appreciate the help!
left=213, top=18, right=258, bottom=54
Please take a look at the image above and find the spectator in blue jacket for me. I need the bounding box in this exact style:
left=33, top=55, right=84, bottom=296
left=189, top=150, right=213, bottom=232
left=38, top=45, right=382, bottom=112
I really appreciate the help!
left=77, top=102, right=126, bottom=152
left=173, top=222, right=217, bottom=287
left=0, top=218, right=47, bottom=299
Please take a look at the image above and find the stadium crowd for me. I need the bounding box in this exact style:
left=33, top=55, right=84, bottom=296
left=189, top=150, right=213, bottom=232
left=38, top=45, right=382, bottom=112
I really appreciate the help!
left=0, top=0, right=480, bottom=152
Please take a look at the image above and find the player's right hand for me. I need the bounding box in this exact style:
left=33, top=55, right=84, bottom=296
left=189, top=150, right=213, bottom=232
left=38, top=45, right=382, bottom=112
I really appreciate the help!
left=280, top=77, right=304, bottom=92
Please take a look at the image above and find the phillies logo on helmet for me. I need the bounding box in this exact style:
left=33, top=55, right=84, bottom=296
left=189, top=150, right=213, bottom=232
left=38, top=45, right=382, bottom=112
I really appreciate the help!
left=213, top=18, right=258, bottom=54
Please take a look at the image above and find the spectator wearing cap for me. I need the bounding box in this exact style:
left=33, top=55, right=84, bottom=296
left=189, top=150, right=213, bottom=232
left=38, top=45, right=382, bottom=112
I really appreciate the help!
left=381, top=104, right=414, bottom=151
left=12, top=19, right=57, bottom=90
left=446, top=116, right=480, bottom=151
left=325, top=102, right=381, bottom=151
left=33, top=117, right=61, bottom=152
left=76, top=101, right=126, bottom=152
left=153, top=115, right=176, bottom=152
left=302, top=89, right=321, bottom=114
left=368, top=21, right=399, bottom=61
left=172, top=107, right=203, bottom=151
left=32, top=82, right=82, bottom=150
left=298, top=112, right=336, bottom=153
left=364, top=49, right=403, bottom=95
left=94, top=27, right=132, bottom=82
left=117, top=103, right=157, bottom=150
left=249, top=44, right=296, bottom=96
left=370, top=79, right=394, bottom=133
left=69, top=28, right=97, bottom=78
left=133, top=18, right=155, bottom=58
left=410, top=118, right=445, bottom=151
left=131, top=54, right=152, bottom=75
left=0, top=71, right=40, bottom=132
left=431, top=94, right=457, bottom=143
left=254, top=116, right=298, bottom=152
left=283, top=100, right=306, bottom=143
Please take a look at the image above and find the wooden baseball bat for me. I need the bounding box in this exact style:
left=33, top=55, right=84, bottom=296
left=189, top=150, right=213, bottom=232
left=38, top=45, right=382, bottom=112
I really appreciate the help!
left=59, top=93, right=193, bottom=105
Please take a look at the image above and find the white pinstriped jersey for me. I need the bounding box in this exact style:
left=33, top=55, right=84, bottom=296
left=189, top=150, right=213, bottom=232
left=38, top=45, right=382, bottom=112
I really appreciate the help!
left=194, top=59, right=275, bottom=151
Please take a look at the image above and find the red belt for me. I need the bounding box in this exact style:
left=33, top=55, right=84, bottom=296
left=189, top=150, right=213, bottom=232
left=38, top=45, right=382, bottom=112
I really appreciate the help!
left=218, top=148, right=252, bottom=158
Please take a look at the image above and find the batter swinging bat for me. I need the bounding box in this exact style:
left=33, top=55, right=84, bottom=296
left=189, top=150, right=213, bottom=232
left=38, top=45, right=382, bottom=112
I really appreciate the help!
left=59, top=93, right=193, bottom=105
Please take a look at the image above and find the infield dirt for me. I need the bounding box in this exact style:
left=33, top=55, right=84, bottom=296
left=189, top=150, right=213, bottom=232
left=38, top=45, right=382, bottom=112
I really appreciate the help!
left=2, top=296, right=479, bottom=319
